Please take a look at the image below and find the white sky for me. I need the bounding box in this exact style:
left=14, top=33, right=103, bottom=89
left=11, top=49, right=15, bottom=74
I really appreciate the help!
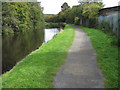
left=37, top=0, right=119, bottom=14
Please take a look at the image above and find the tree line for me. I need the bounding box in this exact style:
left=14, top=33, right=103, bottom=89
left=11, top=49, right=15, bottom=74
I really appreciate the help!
left=45, top=1, right=120, bottom=46
left=2, top=2, right=44, bottom=35
left=45, top=1, right=104, bottom=28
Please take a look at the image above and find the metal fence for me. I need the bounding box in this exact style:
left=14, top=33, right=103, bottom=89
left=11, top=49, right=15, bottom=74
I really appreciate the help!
left=98, top=12, right=120, bottom=36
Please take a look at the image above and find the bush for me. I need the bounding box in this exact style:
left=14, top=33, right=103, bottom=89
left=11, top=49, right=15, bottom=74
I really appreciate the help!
left=74, top=17, right=79, bottom=25
left=2, top=2, right=44, bottom=34
left=98, top=21, right=120, bottom=47
left=98, top=21, right=112, bottom=33
left=45, top=23, right=66, bottom=28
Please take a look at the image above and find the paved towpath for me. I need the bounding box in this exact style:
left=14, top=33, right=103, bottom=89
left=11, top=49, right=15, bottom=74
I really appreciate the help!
left=53, top=26, right=104, bottom=88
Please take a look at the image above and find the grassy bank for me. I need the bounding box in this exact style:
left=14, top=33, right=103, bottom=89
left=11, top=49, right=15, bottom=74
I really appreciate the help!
left=2, top=25, right=75, bottom=88
left=80, top=26, right=118, bottom=88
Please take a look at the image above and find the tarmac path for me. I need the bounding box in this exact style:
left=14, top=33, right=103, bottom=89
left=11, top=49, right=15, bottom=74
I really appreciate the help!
left=53, top=26, right=104, bottom=88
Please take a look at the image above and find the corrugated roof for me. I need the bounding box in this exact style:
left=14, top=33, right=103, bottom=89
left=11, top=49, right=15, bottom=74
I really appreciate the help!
left=99, top=6, right=120, bottom=12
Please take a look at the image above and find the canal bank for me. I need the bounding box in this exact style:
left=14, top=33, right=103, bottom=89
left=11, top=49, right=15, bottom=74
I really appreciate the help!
left=2, top=28, right=60, bottom=74
left=2, top=25, right=75, bottom=88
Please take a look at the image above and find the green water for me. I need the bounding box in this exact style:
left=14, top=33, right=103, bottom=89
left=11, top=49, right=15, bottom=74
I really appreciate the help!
left=2, top=28, right=60, bottom=74
left=2, top=29, right=44, bottom=73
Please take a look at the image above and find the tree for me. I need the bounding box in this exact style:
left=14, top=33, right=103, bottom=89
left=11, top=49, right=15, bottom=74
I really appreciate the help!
left=2, top=2, right=44, bottom=34
left=81, top=2, right=104, bottom=27
left=82, top=3, right=103, bottom=19
left=61, top=2, right=70, bottom=11
left=78, top=0, right=92, bottom=4
left=78, top=0, right=103, bottom=5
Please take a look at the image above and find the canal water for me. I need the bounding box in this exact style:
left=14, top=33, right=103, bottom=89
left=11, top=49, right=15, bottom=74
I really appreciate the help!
left=2, top=28, right=60, bottom=73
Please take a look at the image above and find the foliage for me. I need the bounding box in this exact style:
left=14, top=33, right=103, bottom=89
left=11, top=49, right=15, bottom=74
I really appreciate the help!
left=81, top=2, right=103, bottom=27
left=78, top=0, right=104, bottom=5
left=98, top=20, right=120, bottom=46
left=82, top=3, right=103, bottom=19
left=2, top=2, right=44, bottom=35
left=61, top=2, right=70, bottom=11
left=74, top=17, right=79, bottom=25
left=44, top=2, right=71, bottom=23
left=2, top=25, right=75, bottom=88
left=45, top=22, right=66, bottom=28
left=98, top=21, right=112, bottom=32
left=45, top=15, right=59, bottom=23
left=66, top=5, right=83, bottom=24
left=45, top=9, right=71, bottom=23
left=45, top=2, right=103, bottom=28
left=80, top=26, right=119, bottom=88
left=28, top=2, right=45, bottom=30
left=44, top=14, right=54, bottom=17
left=78, top=0, right=91, bottom=4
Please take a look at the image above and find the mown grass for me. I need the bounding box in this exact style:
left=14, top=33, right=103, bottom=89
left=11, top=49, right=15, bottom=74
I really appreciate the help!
left=2, top=25, right=75, bottom=88
left=80, top=26, right=119, bottom=88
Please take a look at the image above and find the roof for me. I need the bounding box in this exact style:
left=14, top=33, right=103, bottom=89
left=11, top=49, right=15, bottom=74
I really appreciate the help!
left=99, top=6, right=120, bottom=16
left=99, top=6, right=120, bottom=12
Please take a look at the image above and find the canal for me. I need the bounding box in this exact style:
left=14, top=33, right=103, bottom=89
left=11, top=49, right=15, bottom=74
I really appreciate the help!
left=2, top=28, right=60, bottom=73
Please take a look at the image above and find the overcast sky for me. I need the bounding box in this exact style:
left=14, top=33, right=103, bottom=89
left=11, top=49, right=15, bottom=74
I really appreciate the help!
left=37, top=0, right=119, bottom=14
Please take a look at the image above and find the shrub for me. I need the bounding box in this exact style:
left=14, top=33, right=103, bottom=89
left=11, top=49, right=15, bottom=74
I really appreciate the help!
left=74, top=17, right=79, bottom=25
left=98, top=21, right=112, bottom=33
left=45, top=23, right=66, bottom=28
left=2, top=2, right=44, bottom=34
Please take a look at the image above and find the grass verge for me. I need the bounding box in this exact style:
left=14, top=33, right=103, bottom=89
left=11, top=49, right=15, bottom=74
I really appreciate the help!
left=80, top=26, right=119, bottom=88
left=2, top=25, right=75, bottom=88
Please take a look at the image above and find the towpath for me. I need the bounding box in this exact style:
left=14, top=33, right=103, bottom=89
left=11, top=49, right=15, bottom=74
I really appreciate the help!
left=53, top=26, right=104, bottom=88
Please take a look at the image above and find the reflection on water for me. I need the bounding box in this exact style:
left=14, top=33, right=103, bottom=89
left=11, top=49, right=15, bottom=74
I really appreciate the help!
left=2, top=28, right=59, bottom=73
left=44, top=28, right=59, bottom=43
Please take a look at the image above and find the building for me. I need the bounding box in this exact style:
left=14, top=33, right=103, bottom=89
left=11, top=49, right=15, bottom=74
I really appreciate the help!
left=98, top=6, right=120, bottom=36
left=99, top=6, right=120, bottom=16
